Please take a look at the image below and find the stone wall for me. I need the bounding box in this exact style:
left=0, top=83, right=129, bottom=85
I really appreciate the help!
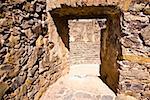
left=69, top=19, right=102, bottom=65
left=46, top=0, right=150, bottom=99
left=118, top=2, right=150, bottom=99
left=0, top=0, right=150, bottom=100
left=0, top=0, right=69, bottom=99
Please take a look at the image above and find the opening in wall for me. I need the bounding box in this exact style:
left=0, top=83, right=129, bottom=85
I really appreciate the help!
left=68, top=19, right=106, bottom=66
left=50, top=5, right=122, bottom=93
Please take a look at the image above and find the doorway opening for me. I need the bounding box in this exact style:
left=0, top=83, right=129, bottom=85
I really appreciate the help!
left=68, top=19, right=106, bottom=77
left=50, top=5, right=122, bottom=93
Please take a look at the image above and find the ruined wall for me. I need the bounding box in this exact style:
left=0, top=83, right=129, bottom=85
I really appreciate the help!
left=0, top=0, right=150, bottom=100
left=0, top=0, right=69, bottom=99
left=46, top=0, right=150, bottom=99
left=119, top=2, right=150, bottom=99
left=69, top=19, right=102, bottom=65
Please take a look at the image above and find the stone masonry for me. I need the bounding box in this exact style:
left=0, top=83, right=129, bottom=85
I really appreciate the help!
left=0, top=0, right=69, bottom=99
left=69, top=19, right=104, bottom=65
left=0, top=0, right=150, bottom=100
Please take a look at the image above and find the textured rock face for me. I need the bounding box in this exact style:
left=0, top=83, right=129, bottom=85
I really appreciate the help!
left=50, top=5, right=122, bottom=94
left=47, top=0, right=150, bottom=99
left=118, top=1, right=150, bottom=100
left=69, top=19, right=102, bottom=65
left=0, top=0, right=69, bottom=99
left=0, top=0, right=150, bottom=100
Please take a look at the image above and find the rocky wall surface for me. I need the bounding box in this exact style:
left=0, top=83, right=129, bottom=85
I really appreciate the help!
left=119, top=1, right=150, bottom=99
left=46, top=0, right=150, bottom=99
left=0, top=0, right=150, bottom=100
left=0, top=0, right=69, bottom=99
left=69, top=19, right=102, bottom=65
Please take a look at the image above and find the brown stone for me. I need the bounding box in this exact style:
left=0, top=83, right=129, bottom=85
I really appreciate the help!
left=143, top=8, right=150, bottom=15
left=36, top=35, right=44, bottom=47
left=24, top=29, right=33, bottom=39
left=23, top=2, right=34, bottom=12
left=0, top=82, right=9, bottom=100
left=8, top=35, right=20, bottom=48
left=27, top=47, right=39, bottom=68
left=32, top=24, right=42, bottom=37
left=141, top=25, right=150, bottom=46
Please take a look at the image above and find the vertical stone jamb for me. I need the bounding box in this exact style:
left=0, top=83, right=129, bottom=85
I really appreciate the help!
left=100, top=12, right=121, bottom=93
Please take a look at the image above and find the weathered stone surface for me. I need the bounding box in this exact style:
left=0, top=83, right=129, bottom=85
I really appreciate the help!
left=24, top=29, right=33, bottom=39
left=0, top=82, right=9, bottom=100
left=32, top=23, right=42, bottom=37
left=0, top=0, right=150, bottom=100
left=143, top=8, right=150, bottom=15
left=8, top=35, right=20, bottom=47
left=141, top=25, right=150, bottom=46
left=101, top=95, right=113, bottom=100
left=36, top=35, right=44, bottom=47
left=124, top=13, right=149, bottom=22
left=115, top=94, right=137, bottom=100
left=26, top=47, right=39, bottom=68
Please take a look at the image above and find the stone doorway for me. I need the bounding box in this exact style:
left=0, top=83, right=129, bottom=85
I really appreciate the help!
left=68, top=19, right=105, bottom=65
left=50, top=5, right=122, bottom=93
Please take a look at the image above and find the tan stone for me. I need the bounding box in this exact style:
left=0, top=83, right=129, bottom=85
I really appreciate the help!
left=8, top=35, right=20, bottom=47
left=34, top=83, right=50, bottom=100
left=120, top=55, right=150, bottom=64
left=144, top=8, right=150, bottom=15
left=115, top=94, right=137, bottom=100
left=141, top=25, right=150, bottom=46
left=19, top=84, right=27, bottom=97
left=39, top=76, right=47, bottom=87
left=121, top=0, right=132, bottom=11
left=124, top=13, right=149, bottom=22
left=0, top=35, right=4, bottom=48
left=36, top=35, right=44, bottom=47
left=24, top=29, right=33, bottom=39
left=0, top=82, right=9, bottom=100
left=27, top=47, right=39, bottom=68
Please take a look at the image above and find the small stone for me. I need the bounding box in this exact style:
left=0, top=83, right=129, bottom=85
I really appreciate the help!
left=39, top=66, right=49, bottom=74
left=141, top=25, right=150, bottom=46
left=3, top=34, right=10, bottom=40
left=0, top=64, right=14, bottom=70
left=124, top=13, right=149, bottom=23
left=34, top=13, right=39, bottom=18
left=26, top=47, right=39, bottom=68
left=101, top=95, right=113, bottom=100
left=11, top=27, right=20, bottom=36
left=28, top=19, right=34, bottom=25
left=8, top=35, right=20, bottom=47
left=20, top=55, right=28, bottom=66
left=36, top=35, right=44, bottom=47
left=143, top=8, right=150, bottom=15
left=14, top=43, right=21, bottom=49
left=115, top=94, right=137, bottom=100
left=19, top=84, right=27, bottom=96
left=23, top=2, right=34, bottom=12
left=74, top=92, right=92, bottom=99
left=28, top=65, right=38, bottom=77
left=29, top=35, right=37, bottom=45
left=32, top=23, right=42, bottom=37
left=0, top=47, right=7, bottom=56
left=129, top=3, right=145, bottom=12
left=24, top=29, right=33, bottom=39
left=0, top=82, right=9, bottom=100
left=36, top=6, right=41, bottom=13
left=130, top=83, right=143, bottom=91
left=21, top=21, right=31, bottom=29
